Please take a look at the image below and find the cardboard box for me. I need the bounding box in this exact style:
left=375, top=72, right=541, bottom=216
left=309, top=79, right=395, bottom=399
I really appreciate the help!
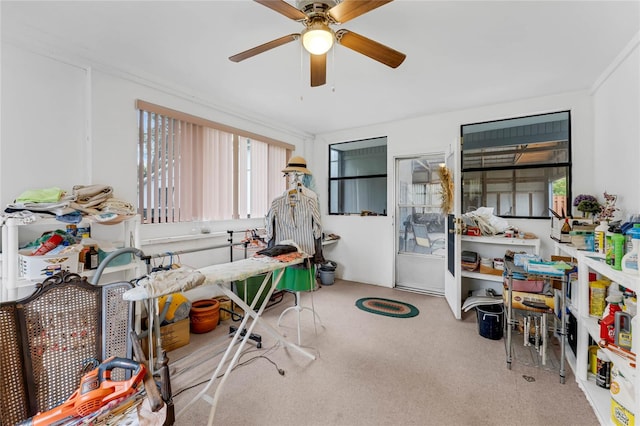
left=503, top=289, right=555, bottom=311
left=142, top=318, right=190, bottom=356
left=479, top=264, right=504, bottom=276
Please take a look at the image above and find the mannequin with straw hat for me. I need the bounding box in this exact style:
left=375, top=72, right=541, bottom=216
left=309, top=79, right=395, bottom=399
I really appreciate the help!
left=282, top=156, right=317, bottom=199
left=267, top=155, right=322, bottom=260
left=269, top=155, right=324, bottom=343
left=282, top=156, right=312, bottom=175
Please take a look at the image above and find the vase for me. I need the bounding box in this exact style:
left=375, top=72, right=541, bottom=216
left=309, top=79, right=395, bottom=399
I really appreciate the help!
left=189, top=298, right=220, bottom=334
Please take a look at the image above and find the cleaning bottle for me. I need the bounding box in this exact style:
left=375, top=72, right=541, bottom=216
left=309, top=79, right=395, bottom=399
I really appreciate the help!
left=612, top=232, right=626, bottom=271
left=589, top=279, right=609, bottom=317
left=610, top=364, right=635, bottom=426
left=595, top=348, right=611, bottom=388
left=606, top=231, right=615, bottom=266
left=621, top=224, right=640, bottom=274
left=614, top=310, right=632, bottom=350
left=595, top=221, right=608, bottom=254
left=600, top=294, right=623, bottom=344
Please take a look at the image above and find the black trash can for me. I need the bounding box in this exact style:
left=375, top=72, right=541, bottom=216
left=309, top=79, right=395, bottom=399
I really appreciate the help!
left=476, top=304, right=504, bottom=340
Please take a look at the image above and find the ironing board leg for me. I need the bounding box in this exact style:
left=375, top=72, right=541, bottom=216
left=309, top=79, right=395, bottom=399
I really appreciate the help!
left=177, top=267, right=316, bottom=426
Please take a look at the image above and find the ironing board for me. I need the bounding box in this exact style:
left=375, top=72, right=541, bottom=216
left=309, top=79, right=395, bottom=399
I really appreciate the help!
left=122, top=255, right=317, bottom=425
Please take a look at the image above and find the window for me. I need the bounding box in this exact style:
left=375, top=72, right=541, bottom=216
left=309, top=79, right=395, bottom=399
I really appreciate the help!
left=329, top=136, right=387, bottom=215
left=461, top=111, right=571, bottom=218
left=137, top=100, right=293, bottom=223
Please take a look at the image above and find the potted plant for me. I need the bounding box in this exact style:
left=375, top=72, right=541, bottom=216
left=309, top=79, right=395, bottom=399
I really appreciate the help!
left=573, top=194, right=601, bottom=218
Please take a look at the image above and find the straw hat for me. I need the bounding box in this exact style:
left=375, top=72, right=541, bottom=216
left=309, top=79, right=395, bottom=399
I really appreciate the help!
left=282, top=156, right=312, bottom=175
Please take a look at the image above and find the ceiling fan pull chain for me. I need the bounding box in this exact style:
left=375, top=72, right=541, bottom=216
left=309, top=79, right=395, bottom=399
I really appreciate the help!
left=331, top=45, right=336, bottom=93
left=299, top=42, right=305, bottom=101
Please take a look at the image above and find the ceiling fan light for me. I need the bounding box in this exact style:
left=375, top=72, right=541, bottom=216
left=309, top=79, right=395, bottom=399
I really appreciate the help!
left=302, top=24, right=334, bottom=55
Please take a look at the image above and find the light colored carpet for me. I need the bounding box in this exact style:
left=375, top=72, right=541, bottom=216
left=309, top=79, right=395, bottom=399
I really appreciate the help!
left=167, top=279, right=599, bottom=426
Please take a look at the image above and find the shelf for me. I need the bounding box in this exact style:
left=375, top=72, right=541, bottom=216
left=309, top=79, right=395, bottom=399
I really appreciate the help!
left=555, top=242, right=638, bottom=293
left=558, top=239, right=639, bottom=425
left=461, top=235, right=540, bottom=250
left=80, top=263, right=140, bottom=279
left=581, top=256, right=639, bottom=293
left=2, top=215, right=142, bottom=301
left=578, top=375, right=613, bottom=425
left=565, top=336, right=577, bottom=374
left=461, top=270, right=504, bottom=282
left=583, top=315, right=600, bottom=342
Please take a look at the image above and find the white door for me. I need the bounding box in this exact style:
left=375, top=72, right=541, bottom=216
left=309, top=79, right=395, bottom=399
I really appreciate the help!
left=395, top=154, right=446, bottom=295
left=444, top=141, right=462, bottom=318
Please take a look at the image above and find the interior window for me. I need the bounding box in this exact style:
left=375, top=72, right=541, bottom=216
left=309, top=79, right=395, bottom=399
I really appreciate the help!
left=329, top=137, right=387, bottom=215
left=461, top=111, right=571, bottom=218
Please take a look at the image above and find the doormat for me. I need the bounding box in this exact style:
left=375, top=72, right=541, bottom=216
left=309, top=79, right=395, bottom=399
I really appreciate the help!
left=355, top=298, right=419, bottom=318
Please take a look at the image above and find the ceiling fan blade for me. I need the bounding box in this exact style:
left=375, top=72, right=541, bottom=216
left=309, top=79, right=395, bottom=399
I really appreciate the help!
left=328, top=0, right=393, bottom=24
left=229, top=34, right=299, bottom=62
left=336, top=29, right=406, bottom=68
left=310, top=53, right=327, bottom=87
left=255, top=0, right=307, bottom=21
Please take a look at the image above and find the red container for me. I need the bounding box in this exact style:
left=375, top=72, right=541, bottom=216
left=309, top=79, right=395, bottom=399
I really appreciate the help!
left=32, top=234, right=64, bottom=255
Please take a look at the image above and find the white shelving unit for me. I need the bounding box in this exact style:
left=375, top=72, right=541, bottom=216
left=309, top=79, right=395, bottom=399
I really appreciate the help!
left=555, top=242, right=638, bottom=425
left=1, top=215, right=142, bottom=301
left=460, top=235, right=541, bottom=296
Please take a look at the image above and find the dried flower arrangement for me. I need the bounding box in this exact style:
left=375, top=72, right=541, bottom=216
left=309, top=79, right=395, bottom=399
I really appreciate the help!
left=598, top=191, right=619, bottom=223
left=438, top=165, right=454, bottom=215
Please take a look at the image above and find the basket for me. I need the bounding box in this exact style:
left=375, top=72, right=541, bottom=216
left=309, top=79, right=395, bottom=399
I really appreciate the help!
left=18, top=249, right=79, bottom=280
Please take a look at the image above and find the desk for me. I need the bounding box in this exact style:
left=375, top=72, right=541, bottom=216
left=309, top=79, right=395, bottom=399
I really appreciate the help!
left=123, top=255, right=317, bottom=425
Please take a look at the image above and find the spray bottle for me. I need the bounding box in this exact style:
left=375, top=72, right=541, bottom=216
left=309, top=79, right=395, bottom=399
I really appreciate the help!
left=621, top=224, right=640, bottom=274
left=600, top=294, right=623, bottom=344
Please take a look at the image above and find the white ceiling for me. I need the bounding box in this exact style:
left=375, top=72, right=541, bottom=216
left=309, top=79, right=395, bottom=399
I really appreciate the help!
left=3, top=1, right=639, bottom=136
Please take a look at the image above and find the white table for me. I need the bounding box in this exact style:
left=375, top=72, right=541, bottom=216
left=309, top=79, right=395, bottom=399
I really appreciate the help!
left=124, top=255, right=317, bottom=425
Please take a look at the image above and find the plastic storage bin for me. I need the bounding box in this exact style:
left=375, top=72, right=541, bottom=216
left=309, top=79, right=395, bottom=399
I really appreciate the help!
left=18, top=249, right=79, bottom=280
left=234, top=273, right=272, bottom=309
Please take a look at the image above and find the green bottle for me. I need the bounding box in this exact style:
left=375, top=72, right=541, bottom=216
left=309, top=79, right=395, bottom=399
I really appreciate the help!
left=612, top=233, right=625, bottom=271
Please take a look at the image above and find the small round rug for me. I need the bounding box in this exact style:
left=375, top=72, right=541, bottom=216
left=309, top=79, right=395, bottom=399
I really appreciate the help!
left=355, top=297, right=419, bottom=318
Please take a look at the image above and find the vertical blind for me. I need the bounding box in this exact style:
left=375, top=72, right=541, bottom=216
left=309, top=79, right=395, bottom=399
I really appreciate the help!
left=137, top=100, right=293, bottom=223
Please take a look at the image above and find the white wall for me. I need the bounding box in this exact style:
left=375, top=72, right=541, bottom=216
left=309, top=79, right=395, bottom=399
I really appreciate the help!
left=592, top=35, right=640, bottom=221
left=1, top=45, right=88, bottom=202
left=314, top=91, right=594, bottom=287
left=0, top=41, right=308, bottom=263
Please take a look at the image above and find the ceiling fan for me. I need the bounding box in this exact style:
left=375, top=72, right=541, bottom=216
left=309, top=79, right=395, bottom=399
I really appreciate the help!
left=229, top=0, right=406, bottom=87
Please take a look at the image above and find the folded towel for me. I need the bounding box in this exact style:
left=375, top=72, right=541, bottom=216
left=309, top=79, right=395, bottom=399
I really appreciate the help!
left=99, top=198, right=136, bottom=215
left=15, top=187, right=65, bottom=203
left=73, top=184, right=113, bottom=207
